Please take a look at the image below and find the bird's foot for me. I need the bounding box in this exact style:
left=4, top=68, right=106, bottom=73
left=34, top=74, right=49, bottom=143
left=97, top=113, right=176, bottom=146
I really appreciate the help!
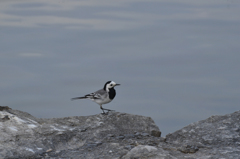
left=101, top=112, right=108, bottom=115
left=103, top=108, right=114, bottom=112
left=101, top=108, right=114, bottom=115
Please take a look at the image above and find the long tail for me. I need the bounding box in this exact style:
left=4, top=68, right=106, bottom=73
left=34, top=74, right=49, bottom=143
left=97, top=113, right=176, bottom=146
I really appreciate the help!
left=71, top=96, right=87, bottom=100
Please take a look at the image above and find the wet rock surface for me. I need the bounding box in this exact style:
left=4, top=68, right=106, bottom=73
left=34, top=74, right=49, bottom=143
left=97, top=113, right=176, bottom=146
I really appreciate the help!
left=0, top=106, right=240, bottom=159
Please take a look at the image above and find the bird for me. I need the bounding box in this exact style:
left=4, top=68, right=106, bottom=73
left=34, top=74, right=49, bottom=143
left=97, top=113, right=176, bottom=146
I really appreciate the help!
left=71, top=81, right=120, bottom=114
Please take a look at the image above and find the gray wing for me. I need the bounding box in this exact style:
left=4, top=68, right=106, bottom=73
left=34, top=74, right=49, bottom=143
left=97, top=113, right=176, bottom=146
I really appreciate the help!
left=71, top=89, right=107, bottom=100
left=91, top=89, right=107, bottom=99
left=85, top=89, right=107, bottom=99
left=72, top=89, right=108, bottom=100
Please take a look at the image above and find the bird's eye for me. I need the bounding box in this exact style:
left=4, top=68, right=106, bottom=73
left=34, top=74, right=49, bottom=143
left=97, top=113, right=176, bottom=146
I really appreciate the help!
left=110, top=84, right=113, bottom=86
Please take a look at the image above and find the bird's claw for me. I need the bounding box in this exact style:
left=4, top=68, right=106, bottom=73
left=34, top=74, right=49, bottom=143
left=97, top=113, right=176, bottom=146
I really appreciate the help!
left=101, top=112, right=108, bottom=115
left=101, top=109, right=114, bottom=115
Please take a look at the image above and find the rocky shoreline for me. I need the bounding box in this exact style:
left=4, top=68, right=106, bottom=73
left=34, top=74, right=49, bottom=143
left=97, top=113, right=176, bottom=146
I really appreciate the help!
left=0, top=106, right=239, bottom=158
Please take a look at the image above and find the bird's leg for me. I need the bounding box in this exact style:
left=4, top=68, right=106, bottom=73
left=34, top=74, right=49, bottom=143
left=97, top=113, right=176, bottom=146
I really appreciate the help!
left=101, top=106, right=114, bottom=112
left=100, top=105, right=107, bottom=115
left=103, top=108, right=114, bottom=112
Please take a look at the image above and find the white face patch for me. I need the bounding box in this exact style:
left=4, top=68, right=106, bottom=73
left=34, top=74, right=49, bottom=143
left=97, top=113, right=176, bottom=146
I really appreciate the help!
left=106, top=81, right=116, bottom=91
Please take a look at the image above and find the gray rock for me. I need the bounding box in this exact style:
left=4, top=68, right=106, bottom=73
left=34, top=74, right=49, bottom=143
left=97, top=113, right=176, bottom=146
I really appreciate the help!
left=122, top=145, right=175, bottom=159
left=0, top=106, right=160, bottom=158
left=1, top=106, right=240, bottom=159
left=124, top=145, right=133, bottom=150
left=165, top=110, right=240, bottom=158
left=151, top=129, right=161, bottom=137
left=124, top=134, right=135, bottom=139
left=106, top=134, right=115, bottom=137
left=142, top=132, right=150, bottom=137
left=117, top=135, right=125, bottom=140
left=177, top=145, right=199, bottom=153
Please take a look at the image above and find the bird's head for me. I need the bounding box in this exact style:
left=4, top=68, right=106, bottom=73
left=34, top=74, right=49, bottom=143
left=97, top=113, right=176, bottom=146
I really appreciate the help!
left=104, top=81, right=120, bottom=91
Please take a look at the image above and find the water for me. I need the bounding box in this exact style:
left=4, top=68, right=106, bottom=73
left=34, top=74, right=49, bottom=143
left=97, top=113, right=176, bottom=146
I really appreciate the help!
left=1, top=0, right=240, bottom=136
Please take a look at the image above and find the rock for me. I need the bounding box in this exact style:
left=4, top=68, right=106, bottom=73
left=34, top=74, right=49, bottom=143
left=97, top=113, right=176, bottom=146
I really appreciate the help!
left=106, top=134, right=115, bottom=137
left=177, top=145, right=199, bottom=153
left=151, top=129, right=161, bottom=137
left=165, top=110, right=240, bottom=158
left=0, top=106, right=160, bottom=158
left=124, top=134, right=135, bottom=139
left=86, top=142, right=102, bottom=149
left=1, top=106, right=240, bottom=158
left=0, top=106, right=11, bottom=111
left=116, top=135, right=125, bottom=140
left=122, top=145, right=158, bottom=159
left=0, top=115, right=10, bottom=122
left=141, top=132, right=150, bottom=137
left=122, top=145, right=176, bottom=159
left=124, top=145, right=133, bottom=150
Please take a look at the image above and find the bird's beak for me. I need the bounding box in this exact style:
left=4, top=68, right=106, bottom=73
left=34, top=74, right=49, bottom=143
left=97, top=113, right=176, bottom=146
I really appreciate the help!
left=115, top=84, right=120, bottom=86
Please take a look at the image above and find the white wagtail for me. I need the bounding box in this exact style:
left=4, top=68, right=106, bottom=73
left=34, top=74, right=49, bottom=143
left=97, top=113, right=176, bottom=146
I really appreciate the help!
left=71, top=81, right=120, bottom=114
